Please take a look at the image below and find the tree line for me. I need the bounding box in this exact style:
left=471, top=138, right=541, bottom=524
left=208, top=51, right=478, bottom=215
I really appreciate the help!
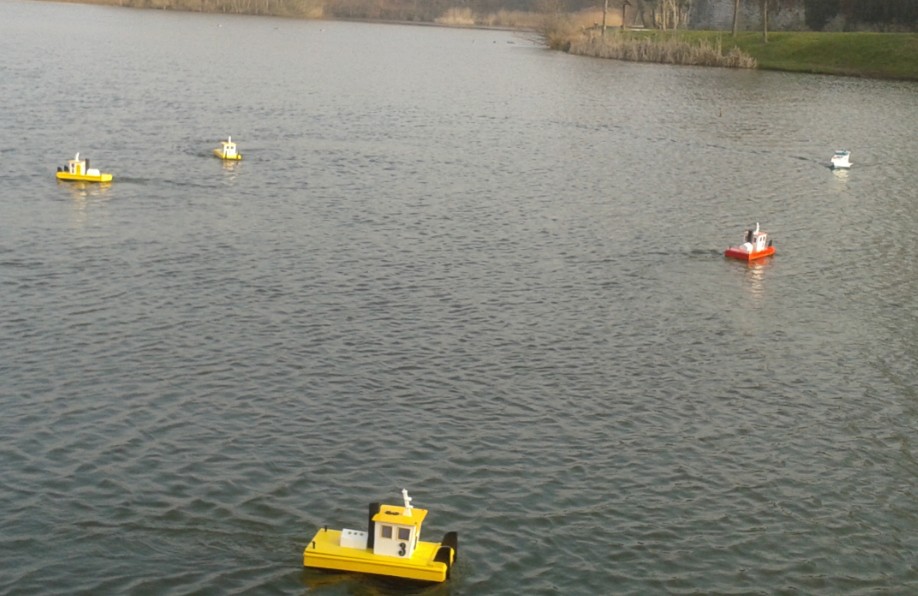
left=804, top=0, right=918, bottom=31
left=112, top=0, right=917, bottom=31
left=300, top=0, right=918, bottom=31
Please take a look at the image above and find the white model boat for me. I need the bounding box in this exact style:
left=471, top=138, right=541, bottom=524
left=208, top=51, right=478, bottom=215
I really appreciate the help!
left=830, top=150, right=851, bottom=169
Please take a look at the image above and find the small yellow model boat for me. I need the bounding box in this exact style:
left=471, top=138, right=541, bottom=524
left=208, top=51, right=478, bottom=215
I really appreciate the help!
left=214, top=136, right=242, bottom=160
left=56, top=153, right=113, bottom=183
left=304, top=489, right=458, bottom=583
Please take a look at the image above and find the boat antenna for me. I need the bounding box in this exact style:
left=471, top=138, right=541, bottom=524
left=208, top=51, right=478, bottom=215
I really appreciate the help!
left=755, top=222, right=760, bottom=233
left=402, top=488, right=413, bottom=516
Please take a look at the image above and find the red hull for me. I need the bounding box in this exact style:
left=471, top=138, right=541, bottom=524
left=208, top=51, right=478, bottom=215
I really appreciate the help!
left=724, top=245, right=775, bottom=261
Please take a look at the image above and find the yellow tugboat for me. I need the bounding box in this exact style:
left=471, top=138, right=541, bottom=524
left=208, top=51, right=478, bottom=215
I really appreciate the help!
left=213, top=136, right=242, bottom=160
left=304, top=489, right=458, bottom=583
left=56, top=153, right=113, bottom=183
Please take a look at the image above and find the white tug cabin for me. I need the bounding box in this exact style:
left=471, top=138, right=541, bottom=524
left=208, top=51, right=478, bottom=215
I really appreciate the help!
left=62, top=153, right=102, bottom=177
left=336, top=489, right=426, bottom=558
left=742, top=223, right=769, bottom=253
left=215, top=136, right=241, bottom=160
left=368, top=489, right=424, bottom=558
left=831, top=150, right=851, bottom=169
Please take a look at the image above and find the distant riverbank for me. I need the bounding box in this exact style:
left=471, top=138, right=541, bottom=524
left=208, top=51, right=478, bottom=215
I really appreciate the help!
left=556, top=29, right=918, bottom=81
left=37, top=0, right=544, bottom=29
left=35, top=0, right=918, bottom=81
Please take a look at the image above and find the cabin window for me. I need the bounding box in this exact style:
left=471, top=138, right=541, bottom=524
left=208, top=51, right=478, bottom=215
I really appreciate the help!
left=381, top=525, right=392, bottom=539
left=398, top=527, right=411, bottom=541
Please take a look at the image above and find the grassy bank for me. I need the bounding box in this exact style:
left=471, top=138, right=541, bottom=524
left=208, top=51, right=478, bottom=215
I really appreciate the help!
left=728, top=31, right=918, bottom=80
left=564, top=29, right=918, bottom=81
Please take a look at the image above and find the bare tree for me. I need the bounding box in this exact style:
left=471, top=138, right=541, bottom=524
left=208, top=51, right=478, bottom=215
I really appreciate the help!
left=761, top=0, right=768, bottom=42
left=660, top=0, right=675, bottom=29
left=732, top=0, right=740, bottom=36
left=657, top=0, right=690, bottom=30
left=602, top=0, right=608, bottom=36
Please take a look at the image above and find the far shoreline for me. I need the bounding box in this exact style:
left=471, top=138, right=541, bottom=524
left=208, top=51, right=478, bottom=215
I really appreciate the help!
left=35, top=0, right=918, bottom=82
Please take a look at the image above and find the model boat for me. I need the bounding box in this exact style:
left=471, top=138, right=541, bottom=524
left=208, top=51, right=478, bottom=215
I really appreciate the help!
left=304, top=489, right=457, bottom=583
left=56, top=153, right=113, bottom=182
left=214, top=136, right=242, bottom=160
left=725, top=223, right=775, bottom=261
left=830, top=150, right=851, bottom=169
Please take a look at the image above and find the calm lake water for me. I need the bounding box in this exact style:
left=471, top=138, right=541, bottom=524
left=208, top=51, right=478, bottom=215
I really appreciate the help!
left=2, top=1, right=918, bottom=593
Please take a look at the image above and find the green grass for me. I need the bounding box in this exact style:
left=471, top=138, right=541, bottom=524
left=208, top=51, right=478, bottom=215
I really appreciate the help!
left=620, top=30, right=918, bottom=80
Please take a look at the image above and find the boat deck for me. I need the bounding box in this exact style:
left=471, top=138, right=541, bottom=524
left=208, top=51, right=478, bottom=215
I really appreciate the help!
left=304, top=527, right=451, bottom=583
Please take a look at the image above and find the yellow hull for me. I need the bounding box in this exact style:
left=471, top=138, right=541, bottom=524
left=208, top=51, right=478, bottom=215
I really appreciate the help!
left=304, top=528, right=454, bottom=583
left=56, top=171, right=113, bottom=183
left=213, top=149, right=242, bottom=160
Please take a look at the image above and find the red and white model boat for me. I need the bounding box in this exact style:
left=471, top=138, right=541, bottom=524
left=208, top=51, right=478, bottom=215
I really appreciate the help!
left=724, top=223, right=775, bottom=261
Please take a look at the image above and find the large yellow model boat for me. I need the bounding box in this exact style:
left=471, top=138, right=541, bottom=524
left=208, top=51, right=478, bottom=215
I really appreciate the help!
left=213, top=136, right=242, bottom=160
left=304, top=489, right=458, bottom=583
left=56, top=153, right=113, bottom=182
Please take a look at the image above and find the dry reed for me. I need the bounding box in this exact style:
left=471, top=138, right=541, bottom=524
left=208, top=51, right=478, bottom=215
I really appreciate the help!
left=569, top=34, right=757, bottom=69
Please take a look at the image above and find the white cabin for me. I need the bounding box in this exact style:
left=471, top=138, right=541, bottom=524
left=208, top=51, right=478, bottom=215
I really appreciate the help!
left=59, top=153, right=103, bottom=177
left=742, top=223, right=769, bottom=253
left=216, top=136, right=239, bottom=159
left=368, top=489, right=426, bottom=558
left=831, top=150, right=851, bottom=169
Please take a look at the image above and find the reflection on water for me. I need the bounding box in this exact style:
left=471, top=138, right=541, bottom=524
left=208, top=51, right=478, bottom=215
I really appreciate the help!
left=59, top=179, right=113, bottom=201
left=220, top=159, right=240, bottom=183
left=58, top=180, right=113, bottom=227
left=742, top=258, right=772, bottom=304
left=3, top=4, right=918, bottom=595
left=829, top=167, right=851, bottom=198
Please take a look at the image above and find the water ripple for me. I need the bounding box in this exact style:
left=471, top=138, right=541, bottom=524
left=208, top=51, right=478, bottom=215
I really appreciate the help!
left=3, top=5, right=918, bottom=595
